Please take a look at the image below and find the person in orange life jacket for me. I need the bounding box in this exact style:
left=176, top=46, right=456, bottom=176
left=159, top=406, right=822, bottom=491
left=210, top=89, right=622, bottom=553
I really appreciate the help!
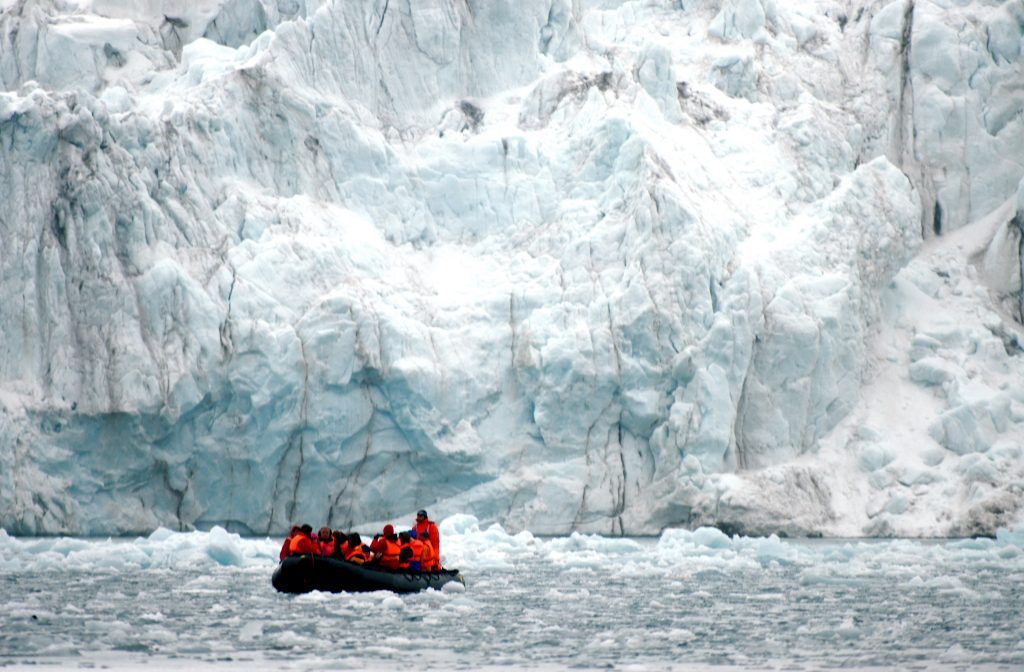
left=410, top=510, right=440, bottom=567
left=408, top=533, right=425, bottom=572
left=397, top=532, right=419, bottom=571
left=419, top=532, right=436, bottom=569
left=369, top=524, right=394, bottom=557
left=418, top=533, right=438, bottom=571
left=288, top=524, right=319, bottom=556
left=330, top=531, right=348, bottom=559
left=279, top=525, right=300, bottom=560
left=375, top=529, right=401, bottom=570
left=344, top=532, right=369, bottom=564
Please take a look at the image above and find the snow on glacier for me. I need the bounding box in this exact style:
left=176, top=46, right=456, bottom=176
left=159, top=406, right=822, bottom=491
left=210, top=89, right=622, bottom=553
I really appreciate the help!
left=0, top=0, right=1022, bottom=537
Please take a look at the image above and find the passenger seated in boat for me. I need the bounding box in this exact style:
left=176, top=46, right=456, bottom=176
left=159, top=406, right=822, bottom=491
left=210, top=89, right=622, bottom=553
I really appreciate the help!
left=374, top=529, right=402, bottom=570
left=279, top=525, right=300, bottom=560
left=409, top=531, right=425, bottom=571
left=343, top=533, right=369, bottom=564
left=418, top=532, right=438, bottom=571
left=317, top=526, right=334, bottom=555
left=330, top=531, right=348, bottom=559
left=288, top=524, right=319, bottom=556
left=369, top=524, right=393, bottom=557
left=398, top=532, right=421, bottom=571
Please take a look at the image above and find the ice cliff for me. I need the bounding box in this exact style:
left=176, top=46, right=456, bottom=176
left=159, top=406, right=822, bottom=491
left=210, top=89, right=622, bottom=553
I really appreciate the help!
left=1, top=0, right=1022, bottom=537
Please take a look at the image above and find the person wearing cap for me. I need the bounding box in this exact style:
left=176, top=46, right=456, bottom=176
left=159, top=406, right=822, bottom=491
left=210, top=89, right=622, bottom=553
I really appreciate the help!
left=410, top=510, right=440, bottom=569
left=372, top=524, right=401, bottom=570
left=370, top=523, right=394, bottom=557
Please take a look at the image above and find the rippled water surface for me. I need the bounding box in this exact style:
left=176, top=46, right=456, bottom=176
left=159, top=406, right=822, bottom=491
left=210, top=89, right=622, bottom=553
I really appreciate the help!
left=2, top=523, right=1023, bottom=670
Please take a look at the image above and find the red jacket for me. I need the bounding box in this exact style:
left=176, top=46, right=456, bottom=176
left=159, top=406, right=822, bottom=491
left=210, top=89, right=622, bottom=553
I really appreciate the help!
left=413, top=520, right=440, bottom=561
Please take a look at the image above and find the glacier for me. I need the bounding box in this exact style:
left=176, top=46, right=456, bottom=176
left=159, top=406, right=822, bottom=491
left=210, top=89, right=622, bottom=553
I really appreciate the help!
left=0, top=0, right=1022, bottom=537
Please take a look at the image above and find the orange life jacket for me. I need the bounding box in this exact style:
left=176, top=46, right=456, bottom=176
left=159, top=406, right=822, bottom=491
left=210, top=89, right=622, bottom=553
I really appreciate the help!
left=289, top=534, right=319, bottom=556
left=379, top=538, right=401, bottom=570
left=398, top=542, right=414, bottom=569
left=414, top=520, right=440, bottom=559
left=345, top=544, right=367, bottom=564
left=419, top=538, right=438, bottom=571
left=408, top=539, right=424, bottom=570
left=319, top=539, right=335, bottom=556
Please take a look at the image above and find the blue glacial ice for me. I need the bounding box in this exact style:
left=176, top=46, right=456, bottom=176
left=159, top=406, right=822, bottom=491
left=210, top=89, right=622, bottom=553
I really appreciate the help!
left=0, top=0, right=1022, bottom=538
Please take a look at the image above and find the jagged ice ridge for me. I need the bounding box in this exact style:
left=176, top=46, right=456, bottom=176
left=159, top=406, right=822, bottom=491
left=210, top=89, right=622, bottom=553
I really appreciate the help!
left=1, top=0, right=1023, bottom=537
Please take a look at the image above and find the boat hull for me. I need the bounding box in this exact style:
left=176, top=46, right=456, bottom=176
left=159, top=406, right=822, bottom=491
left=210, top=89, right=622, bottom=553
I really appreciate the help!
left=272, top=555, right=464, bottom=594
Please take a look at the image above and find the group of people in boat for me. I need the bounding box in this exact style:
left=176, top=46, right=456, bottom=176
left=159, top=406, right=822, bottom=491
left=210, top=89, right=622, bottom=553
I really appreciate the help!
left=279, top=509, right=442, bottom=572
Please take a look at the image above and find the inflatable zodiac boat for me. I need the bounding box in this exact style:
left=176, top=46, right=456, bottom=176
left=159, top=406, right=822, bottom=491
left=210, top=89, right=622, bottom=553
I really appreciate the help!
left=272, top=555, right=464, bottom=594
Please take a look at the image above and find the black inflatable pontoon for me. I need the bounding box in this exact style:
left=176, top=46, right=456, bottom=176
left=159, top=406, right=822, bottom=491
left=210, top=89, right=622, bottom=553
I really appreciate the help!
left=272, top=555, right=464, bottom=594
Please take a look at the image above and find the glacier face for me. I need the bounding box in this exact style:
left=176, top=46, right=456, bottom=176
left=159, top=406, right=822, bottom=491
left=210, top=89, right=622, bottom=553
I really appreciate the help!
left=1, top=0, right=1022, bottom=536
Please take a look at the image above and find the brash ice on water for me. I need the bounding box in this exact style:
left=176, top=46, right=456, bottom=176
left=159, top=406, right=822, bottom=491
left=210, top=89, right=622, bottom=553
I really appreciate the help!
left=1, top=518, right=1023, bottom=671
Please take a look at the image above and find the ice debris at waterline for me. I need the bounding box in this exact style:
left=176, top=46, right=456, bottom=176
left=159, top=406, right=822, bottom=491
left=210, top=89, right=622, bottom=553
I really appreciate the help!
left=1, top=0, right=1024, bottom=538
left=2, top=515, right=1023, bottom=575
left=0, top=526, right=262, bottom=570
left=1, top=521, right=1024, bottom=671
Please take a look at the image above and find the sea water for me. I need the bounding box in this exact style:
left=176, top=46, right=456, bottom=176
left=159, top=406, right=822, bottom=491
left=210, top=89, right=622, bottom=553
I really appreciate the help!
left=1, top=517, right=1023, bottom=671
